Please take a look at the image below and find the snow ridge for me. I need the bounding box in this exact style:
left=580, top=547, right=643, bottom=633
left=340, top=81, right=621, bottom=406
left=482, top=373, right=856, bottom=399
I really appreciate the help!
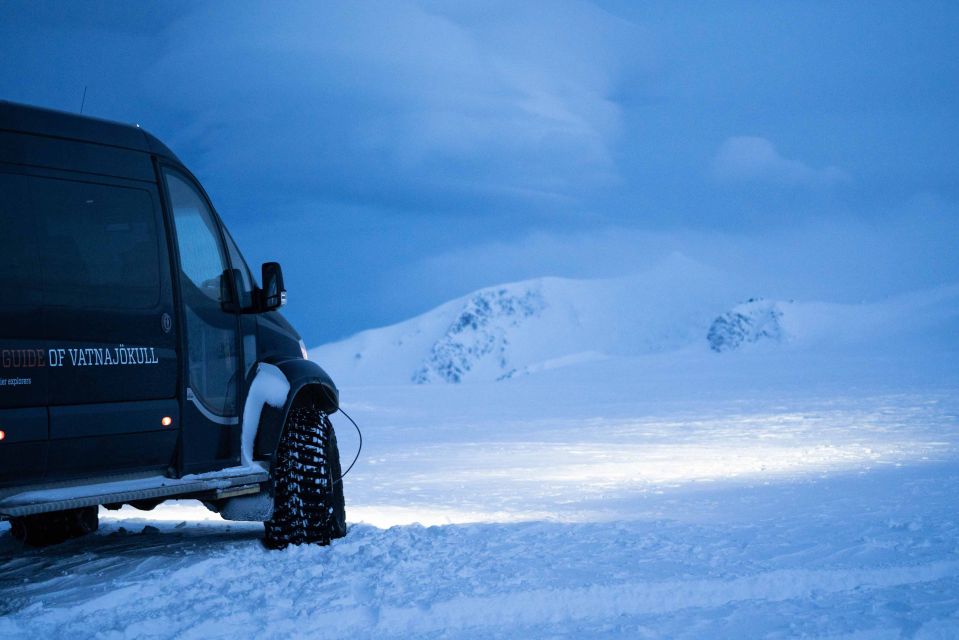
left=412, top=287, right=546, bottom=383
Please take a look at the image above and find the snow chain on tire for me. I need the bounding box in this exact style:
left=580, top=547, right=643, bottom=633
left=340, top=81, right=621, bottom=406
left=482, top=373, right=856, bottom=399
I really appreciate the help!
left=264, top=406, right=347, bottom=549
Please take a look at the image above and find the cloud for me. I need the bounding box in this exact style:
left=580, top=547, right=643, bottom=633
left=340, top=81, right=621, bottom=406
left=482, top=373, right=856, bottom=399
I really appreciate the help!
left=146, top=0, right=645, bottom=213
left=382, top=199, right=959, bottom=320
left=710, top=136, right=849, bottom=187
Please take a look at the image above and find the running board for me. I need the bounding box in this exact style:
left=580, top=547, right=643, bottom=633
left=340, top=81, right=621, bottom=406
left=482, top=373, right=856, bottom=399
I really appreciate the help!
left=0, top=468, right=270, bottom=518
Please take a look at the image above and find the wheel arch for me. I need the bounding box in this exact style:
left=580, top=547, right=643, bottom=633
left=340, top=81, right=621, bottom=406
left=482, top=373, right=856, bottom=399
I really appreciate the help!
left=252, top=358, right=339, bottom=461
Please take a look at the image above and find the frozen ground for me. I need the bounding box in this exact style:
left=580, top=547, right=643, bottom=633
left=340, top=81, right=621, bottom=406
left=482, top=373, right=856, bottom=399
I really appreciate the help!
left=2, top=347, right=958, bottom=638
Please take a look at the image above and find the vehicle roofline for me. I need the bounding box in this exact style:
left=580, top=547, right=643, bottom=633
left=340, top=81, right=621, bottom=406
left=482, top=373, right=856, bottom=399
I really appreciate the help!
left=0, top=99, right=181, bottom=163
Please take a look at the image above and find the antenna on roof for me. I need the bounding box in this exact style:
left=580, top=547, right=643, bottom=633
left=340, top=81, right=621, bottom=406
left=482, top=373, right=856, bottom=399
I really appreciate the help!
left=80, top=86, right=88, bottom=114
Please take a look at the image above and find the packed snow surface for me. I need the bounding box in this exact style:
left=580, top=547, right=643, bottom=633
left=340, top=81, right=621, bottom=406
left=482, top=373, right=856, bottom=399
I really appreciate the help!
left=3, top=359, right=958, bottom=637
left=2, top=262, right=958, bottom=638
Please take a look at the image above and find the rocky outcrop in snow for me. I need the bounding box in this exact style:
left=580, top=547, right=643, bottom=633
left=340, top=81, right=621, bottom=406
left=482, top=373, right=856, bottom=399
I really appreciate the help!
left=412, top=288, right=546, bottom=383
left=707, top=299, right=785, bottom=352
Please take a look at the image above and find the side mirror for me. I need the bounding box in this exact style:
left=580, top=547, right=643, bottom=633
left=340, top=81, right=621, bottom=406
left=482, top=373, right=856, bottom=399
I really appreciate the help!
left=261, top=261, right=286, bottom=311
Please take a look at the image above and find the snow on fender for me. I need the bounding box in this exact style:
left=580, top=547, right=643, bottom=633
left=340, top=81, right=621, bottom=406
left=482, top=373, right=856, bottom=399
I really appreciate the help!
left=211, top=363, right=292, bottom=522
left=241, top=362, right=291, bottom=467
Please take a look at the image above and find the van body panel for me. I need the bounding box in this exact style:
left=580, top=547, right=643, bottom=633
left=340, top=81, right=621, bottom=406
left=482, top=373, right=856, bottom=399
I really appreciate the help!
left=0, top=102, right=152, bottom=151
left=46, top=430, right=179, bottom=477
left=0, top=407, right=48, bottom=443
left=42, top=337, right=178, bottom=407
left=0, top=408, right=48, bottom=486
left=49, top=399, right=179, bottom=439
left=0, top=131, right=156, bottom=181
left=0, top=100, right=180, bottom=162
left=0, top=443, right=47, bottom=486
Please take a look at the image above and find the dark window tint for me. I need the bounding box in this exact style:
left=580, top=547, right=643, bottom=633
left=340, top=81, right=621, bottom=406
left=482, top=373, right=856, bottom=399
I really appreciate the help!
left=166, top=172, right=228, bottom=303
left=0, top=174, right=41, bottom=306
left=224, top=228, right=255, bottom=309
left=0, top=173, right=160, bottom=309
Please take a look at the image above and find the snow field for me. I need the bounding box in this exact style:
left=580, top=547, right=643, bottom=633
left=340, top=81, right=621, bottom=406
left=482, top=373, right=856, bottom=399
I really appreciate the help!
left=2, top=373, right=958, bottom=638
left=2, top=462, right=958, bottom=638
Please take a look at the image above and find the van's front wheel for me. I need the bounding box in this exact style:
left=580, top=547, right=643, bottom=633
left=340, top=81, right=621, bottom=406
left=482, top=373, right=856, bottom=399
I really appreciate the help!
left=264, top=406, right=346, bottom=549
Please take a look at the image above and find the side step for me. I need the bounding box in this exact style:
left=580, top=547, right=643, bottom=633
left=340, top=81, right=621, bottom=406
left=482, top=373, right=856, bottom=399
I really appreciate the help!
left=0, top=467, right=270, bottom=518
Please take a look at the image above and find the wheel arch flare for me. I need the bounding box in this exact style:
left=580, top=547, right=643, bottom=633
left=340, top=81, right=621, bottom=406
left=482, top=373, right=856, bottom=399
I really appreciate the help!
left=250, top=358, right=339, bottom=462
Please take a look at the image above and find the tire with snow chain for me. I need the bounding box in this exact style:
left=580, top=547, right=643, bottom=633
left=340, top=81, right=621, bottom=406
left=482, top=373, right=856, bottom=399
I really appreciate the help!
left=264, top=405, right=347, bottom=549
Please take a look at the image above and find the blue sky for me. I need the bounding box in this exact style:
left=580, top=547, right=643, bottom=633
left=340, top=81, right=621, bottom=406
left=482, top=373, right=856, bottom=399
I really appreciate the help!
left=2, top=1, right=957, bottom=345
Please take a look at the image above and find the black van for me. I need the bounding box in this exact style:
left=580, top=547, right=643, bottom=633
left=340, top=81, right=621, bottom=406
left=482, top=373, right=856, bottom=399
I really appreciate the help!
left=0, top=101, right=346, bottom=549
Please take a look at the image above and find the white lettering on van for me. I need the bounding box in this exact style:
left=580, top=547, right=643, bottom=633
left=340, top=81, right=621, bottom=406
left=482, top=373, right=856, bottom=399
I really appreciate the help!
left=17, top=345, right=164, bottom=369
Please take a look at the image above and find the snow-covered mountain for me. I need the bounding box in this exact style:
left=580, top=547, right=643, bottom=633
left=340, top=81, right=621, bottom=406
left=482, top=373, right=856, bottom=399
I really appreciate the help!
left=410, top=287, right=547, bottom=383
left=312, top=254, right=734, bottom=384
left=311, top=255, right=959, bottom=385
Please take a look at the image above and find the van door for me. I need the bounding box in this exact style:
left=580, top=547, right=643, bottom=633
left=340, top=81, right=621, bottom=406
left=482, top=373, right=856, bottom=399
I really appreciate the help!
left=162, top=168, right=244, bottom=474
left=0, top=167, right=180, bottom=481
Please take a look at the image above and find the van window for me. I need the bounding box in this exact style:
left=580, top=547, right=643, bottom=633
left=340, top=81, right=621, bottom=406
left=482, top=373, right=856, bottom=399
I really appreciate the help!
left=0, top=172, right=161, bottom=309
left=165, top=173, right=228, bottom=302
left=164, top=168, right=238, bottom=418
left=0, top=174, right=41, bottom=306
left=224, top=228, right=255, bottom=309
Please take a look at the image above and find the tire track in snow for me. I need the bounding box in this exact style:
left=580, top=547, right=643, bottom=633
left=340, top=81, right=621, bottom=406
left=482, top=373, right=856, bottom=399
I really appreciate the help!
left=364, top=561, right=959, bottom=634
